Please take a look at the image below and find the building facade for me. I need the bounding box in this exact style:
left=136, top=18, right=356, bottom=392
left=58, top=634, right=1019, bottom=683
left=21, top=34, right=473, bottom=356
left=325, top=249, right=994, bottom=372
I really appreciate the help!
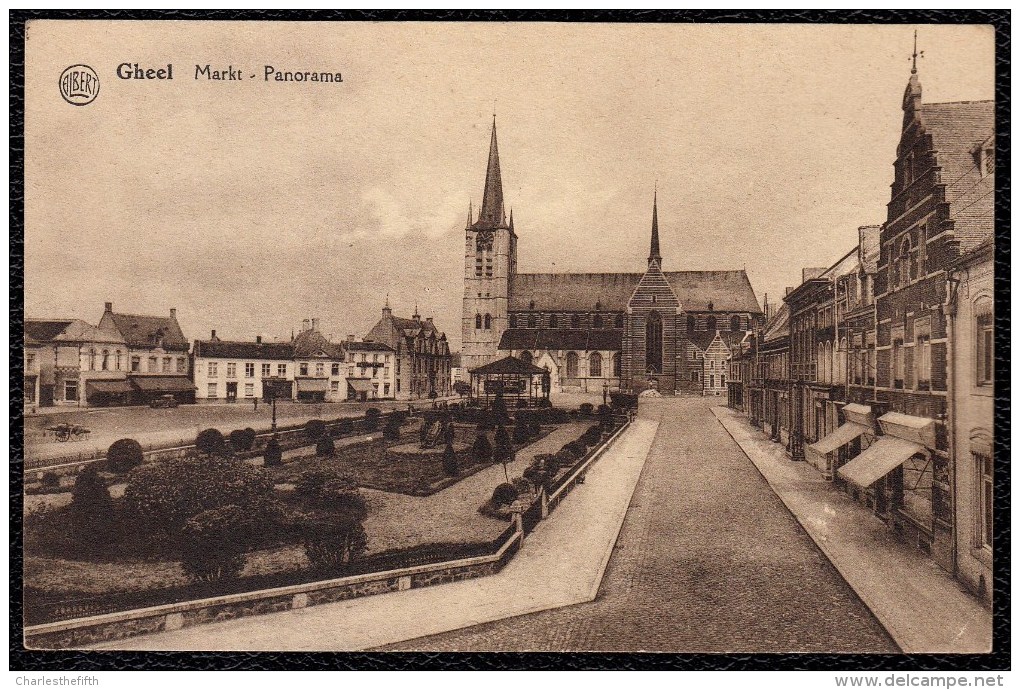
left=192, top=331, right=295, bottom=403
left=461, top=120, right=764, bottom=393
left=343, top=339, right=396, bottom=401
left=291, top=319, right=348, bottom=402
left=24, top=318, right=131, bottom=407
left=365, top=303, right=452, bottom=400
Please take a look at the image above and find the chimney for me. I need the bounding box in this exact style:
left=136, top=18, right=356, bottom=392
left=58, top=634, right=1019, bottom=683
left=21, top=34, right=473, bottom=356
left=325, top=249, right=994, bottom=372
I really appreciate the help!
left=211, top=329, right=217, bottom=340
left=170, top=308, right=177, bottom=319
left=302, top=319, right=310, bottom=332
left=256, top=335, right=262, bottom=344
left=347, top=334, right=355, bottom=342
left=104, top=302, right=112, bottom=313
left=311, top=318, right=320, bottom=331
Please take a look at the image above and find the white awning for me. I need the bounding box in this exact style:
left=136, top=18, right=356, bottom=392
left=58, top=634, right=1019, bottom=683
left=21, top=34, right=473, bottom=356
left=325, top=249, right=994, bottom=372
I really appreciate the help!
left=837, top=436, right=926, bottom=488
left=807, top=422, right=871, bottom=457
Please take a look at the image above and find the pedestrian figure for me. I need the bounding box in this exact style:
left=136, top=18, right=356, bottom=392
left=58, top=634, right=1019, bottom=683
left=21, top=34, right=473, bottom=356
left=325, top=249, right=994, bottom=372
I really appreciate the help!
left=253, top=397, right=259, bottom=412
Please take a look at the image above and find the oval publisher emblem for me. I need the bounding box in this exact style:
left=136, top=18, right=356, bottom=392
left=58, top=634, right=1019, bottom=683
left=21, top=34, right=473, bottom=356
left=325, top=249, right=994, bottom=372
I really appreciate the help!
left=59, top=64, right=100, bottom=106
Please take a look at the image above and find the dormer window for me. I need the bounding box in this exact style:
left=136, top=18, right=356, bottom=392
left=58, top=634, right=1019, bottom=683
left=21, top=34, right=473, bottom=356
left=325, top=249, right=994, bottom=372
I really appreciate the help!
left=979, top=146, right=995, bottom=177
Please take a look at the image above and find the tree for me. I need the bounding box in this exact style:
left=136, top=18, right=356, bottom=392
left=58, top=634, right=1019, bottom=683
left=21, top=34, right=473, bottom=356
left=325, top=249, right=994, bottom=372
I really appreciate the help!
left=491, top=482, right=518, bottom=507
left=106, top=438, right=144, bottom=474
left=492, top=393, right=510, bottom=426
left=124, top=454, right=275, bottom=537
left=315, top=436, right=336, bottom=457
left=442, top=443, right=458, bottom=477
left=493, top=425, right=514, bottom=483
left=71, top=466, right=113, bottom=533
left=472, top=433, right=492, bottom=464
left=453, top=381, right=471, bottom=398
left=179, top=505, right=253, bottom=582
left=263, top=437, right=283, bottom=467
left=195, top=429, right=227, bottom=457
left=293, top=474, right=368, bottom=571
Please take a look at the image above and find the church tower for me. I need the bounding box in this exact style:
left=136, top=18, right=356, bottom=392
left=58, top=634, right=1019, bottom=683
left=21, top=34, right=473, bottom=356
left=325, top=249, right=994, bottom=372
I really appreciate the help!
left=623, top=190, right=680, bottom=393
left=461, top=118, right=517, bottom=372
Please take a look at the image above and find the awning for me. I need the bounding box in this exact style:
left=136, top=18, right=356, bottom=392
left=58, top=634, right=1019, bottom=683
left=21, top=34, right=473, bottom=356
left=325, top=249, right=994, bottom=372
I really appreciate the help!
left=837, top=436, right=926, bottom=488
left=296, top=378, right=329, bottom=392
left=86, top=380, right=134, bottom=394
left=347, top=378, right=375, bottom=393
left=129, top=376, right=196, bottom=392
left=807, top=422, right=871, bottom=457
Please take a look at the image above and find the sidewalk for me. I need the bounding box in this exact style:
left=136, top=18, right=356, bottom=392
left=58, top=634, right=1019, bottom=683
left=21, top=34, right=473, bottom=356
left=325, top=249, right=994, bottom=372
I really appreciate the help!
left=89, top=418, right=660, bottom=651
left=712, top=406, right=992, bottom=654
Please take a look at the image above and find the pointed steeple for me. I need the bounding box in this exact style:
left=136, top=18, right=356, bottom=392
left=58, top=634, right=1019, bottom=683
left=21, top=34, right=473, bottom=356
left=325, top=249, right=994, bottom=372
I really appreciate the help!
left=466, top=200, right=473, bottom=230
left=473, top=116, right=507, bottom=230
left=902, top=30, right=923, bottom=122
left=648, top=186, right=662, bottom=270
left=508, top=208, right=514, bottom=232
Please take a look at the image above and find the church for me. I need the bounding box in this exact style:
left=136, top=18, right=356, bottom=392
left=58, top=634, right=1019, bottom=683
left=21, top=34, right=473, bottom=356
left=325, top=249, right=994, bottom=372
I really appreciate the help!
left=461, top=119, right=764, bottom=395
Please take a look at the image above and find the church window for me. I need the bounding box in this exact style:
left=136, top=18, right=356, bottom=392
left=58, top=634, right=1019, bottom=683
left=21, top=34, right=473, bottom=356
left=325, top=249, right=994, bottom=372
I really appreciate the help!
left=615, top=314, right=624, bottom=329
left=707, top=315, right=717, bottom=332
left=527, top=313, right=537, bottom=328
left=549, top=314, right=558, bottom=328
left=566, top=352, right=579, bottom=378
left=571, top=314, right=581, bottom=329
left=612, top=352, right=622, bottom=377
left=509, top=314, right=517, bottom=328
left=646, top=310, right=663, bottom=374
left=593, top=314, right=603, bottom=329
left=731, top=315, right=741, bottom=331
left=475, top=314, right=482, bottom=330
left=484, top=314, right=492, bottom=330
left=589, top=352, right=603, bottom=377
left=687, top=315, right=696, bottom=333
left=520, top=351, right=532, bottom=365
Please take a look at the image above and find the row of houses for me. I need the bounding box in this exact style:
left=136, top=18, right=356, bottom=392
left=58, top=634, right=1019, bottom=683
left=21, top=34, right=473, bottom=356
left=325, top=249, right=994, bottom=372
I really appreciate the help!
left=726, top=66, right=995, bottom=605
left=24, top=302, right=453, bottom=408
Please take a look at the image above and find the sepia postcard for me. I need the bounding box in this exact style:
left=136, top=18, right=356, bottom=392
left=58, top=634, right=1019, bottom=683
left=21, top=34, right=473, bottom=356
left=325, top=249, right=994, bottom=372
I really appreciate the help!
left=17, top=17, right=1001, bottom=662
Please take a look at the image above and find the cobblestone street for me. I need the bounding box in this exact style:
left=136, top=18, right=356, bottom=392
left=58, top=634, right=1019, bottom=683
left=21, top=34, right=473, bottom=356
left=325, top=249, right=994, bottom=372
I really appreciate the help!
left=383, top=397, right=898, bottom=653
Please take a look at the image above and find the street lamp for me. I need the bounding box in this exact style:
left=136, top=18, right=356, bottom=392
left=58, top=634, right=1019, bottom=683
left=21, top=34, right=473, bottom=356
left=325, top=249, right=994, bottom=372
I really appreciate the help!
left=602, top=379, right=609, bottom=406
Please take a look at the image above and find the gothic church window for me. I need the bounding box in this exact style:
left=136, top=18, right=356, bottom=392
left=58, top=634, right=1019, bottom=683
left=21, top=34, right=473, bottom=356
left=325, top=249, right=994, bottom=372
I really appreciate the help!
left=484, top=314, right=492, bottom=330
left=687, top=315, right=696, bottom=333
left=593, top=314, right=603, bottom=329
left=509, top=314, right=517, bottom=328
left=475, top=314, right=482, bottom=330
left=646, top=310, right=663, bottom=374
left=566, top=352, right=579, bottom=378
left=707, top=315, right=717, bottom=332
left=589, top=352, right=603, bottom=377
left=527, top=313, right=537, bottom=328
left=613, top=352, right=622, bottom=377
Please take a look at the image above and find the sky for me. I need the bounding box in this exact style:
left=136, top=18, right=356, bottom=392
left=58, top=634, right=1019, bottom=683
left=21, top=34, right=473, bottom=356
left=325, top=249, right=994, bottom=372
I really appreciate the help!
left=24, top=22, right=995, bottom=348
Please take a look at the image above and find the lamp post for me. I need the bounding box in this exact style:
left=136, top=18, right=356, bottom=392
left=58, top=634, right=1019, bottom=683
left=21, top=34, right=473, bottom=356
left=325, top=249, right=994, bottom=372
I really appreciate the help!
left=602, top=379, right=609, bottom=406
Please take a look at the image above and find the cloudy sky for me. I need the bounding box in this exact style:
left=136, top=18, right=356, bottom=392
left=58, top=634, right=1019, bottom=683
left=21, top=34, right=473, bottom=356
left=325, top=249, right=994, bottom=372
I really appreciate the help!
left=24, top=22, right=994, bottom=347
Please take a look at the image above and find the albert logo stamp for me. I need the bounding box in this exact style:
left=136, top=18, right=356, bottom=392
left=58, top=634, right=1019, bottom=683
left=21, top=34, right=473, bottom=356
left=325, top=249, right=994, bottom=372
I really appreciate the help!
left=58, top=64, right=100, bottom=106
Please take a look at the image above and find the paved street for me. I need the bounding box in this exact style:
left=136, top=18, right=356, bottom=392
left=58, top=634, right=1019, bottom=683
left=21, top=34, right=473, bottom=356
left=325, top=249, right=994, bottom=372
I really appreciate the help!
left=383, top=397, right=897, bottom=652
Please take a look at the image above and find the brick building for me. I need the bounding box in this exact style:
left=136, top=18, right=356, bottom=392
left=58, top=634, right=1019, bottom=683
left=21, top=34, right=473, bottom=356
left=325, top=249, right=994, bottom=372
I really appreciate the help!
left=365, top=302, right=452, bottom=400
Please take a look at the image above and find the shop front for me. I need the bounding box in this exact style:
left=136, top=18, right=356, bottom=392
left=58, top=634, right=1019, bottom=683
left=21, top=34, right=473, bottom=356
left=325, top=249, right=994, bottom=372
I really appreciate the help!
left=85, top=378, right=134, bottom=407
left=806, top=403, right=875, bottom=480
left=295, top=377, right=329, bottom=403
left=346, top=378, right=376, bottom=402
left=128, top=376, right=197, bottom=405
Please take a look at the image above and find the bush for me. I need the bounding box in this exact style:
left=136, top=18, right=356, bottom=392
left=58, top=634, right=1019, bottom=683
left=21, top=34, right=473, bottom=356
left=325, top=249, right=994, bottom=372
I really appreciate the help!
left=492, top=394, right=510, bottom=425
left=522, top=464, right=545, bottom=488
left=442, top=443, right=458, bottom=477
left=555, top=450, right=575, bottom=469
left=512, top=423, right=530, bottom=445
left=294, top=469, right=356, bottom=498
left=229, top=428, right=256, bottom=452
left=582, top=424, right=603, bottom=447
left=124, top=454, right=275, bottom=537
left=294, top=479, right=368, bottom=571
left=477, top=409, right=494, bottom=432
left=71, top=466, right=113, bottom=532
left=316, top=436, right=336, bottom=457
left=491, top=482, right=519, bottom=507
left=263, top=438, right=283, bottom=467
left=443, top=421, right=456, bottom=445
left=336, top=418, right=354, bottom=436
left=305, top=419, right=327, bottom=441
left=511, top=476, right=533, bottom=496
left=472, top=433, right=493, bottom=463
left=529, top=422, right=542, bottom=438
left=609, top=391, right=639, bottom=410
left=364, top=408, right=381, bottom=431
left=179, top=505, right=252, bottom=582
left=579, top=402, right=594, bottom=416
left=106, top=438, right=144, bottom=474
left=195, top=429, right=227, bottom=457
left=383, top=416, right=402, bottom=441
left=41, top=471, right=60, bottom=488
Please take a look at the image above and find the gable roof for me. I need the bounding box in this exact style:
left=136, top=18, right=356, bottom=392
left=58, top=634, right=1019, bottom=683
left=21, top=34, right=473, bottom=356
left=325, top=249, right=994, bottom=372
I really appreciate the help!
left=24, top=319, right=75, bottom=342
left=193, top=340, right=295, bottom=360
left=346, top=340, right=395, bottom=353
left=107, top=312, right=188, bottom=349
left=470, top=355, right=548, bottom=376
left=762, top=302, right=790, bottom=343
left=291, top=329, right=345, bottom=359
left=510, top=270, right=762, bottom=314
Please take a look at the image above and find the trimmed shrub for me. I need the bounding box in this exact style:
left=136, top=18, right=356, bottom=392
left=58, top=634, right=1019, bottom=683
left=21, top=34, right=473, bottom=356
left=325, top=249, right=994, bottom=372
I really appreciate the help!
left=263, top=438, right=283, bottom=467
left=491, top=482, right=519, bottom=507
left=555, top=450, right=576, bottom=469
left=295, top=479, right=368, bottom=571
left=522, top=464, right=545, bottom=488
left=472, top=433, right=493, bottom=463
left=443, top=421, right=456, bottom=445
left=195, top=429, right=227, bottom=457
left=179, top=505, right=251, bottom=582
left=305, top=419, right=327, bottom=441
left=579, top=402, right=594, bottom=416
left=512, top=423, right=530, bottom=445
left=316, top=436, right=336, bottom=457
left=582, top=424, right=603, bottom=447
left=71, top=466, right=113, bottom=532
left=364, top=408, right=381, bottom=431
left=511, top=476, right=532, bottom=496
left=477, top=409, right=494, bottom=432
left=562, top=440, right=587, bottom=458
left=41, top=471, right=60, bottom=488
left=494, top=425, right=511, bottom=450
left=229, top=429, right=255, bottom=452
left=336, top=418, right=354, bottom=436
left=492, top=394, right=510, bottom=425
left=529, top=422, right=542, bottom=438
left=124, top=454, right=275, bottom=537
left=106, top=438, right=144, bottom=474
left=383, top=416, right=402, bottom=441
left=442, top=443, right=458, bottom=477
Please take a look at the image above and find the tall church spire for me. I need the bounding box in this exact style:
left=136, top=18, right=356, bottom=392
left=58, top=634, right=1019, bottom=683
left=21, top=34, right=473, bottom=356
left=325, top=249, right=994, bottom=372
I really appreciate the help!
left=648, top=186, right=662, bottom=269
left=902, top=30, right=923, bottom=121
left=474, top=116, right=506, bottom=230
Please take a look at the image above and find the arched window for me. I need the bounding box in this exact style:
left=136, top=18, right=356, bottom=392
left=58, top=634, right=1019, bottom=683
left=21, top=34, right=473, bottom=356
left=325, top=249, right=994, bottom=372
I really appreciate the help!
left=484, top=314, right=492, bottom=330
left=589, top=352, right=603, bottom=377
left=837, top=337, right=848, bottom=383
left=509, top=314, right=517, bottom=328
left=571, top=314, right=581, bottom=329
left=615, top=314, right=624, bottom=329
left=549, top=314, right=558, bottom=328
left=115, top=351, right=122, bottom=371
left=88, top=348, right=96, bottom=371
left=593, top=314, right=603, bottom=329
left=520, top=351, right=532, bottom=365
left=646, top=310, right=663, bottom=374
left=527, top=313, right=537, bottom=328
left=566, top=351, right=579, bottom=378
left=612, top=352, right=622, bottom=377
left=475, top=313, right=482, bottom=329
left=817, top=342, right=825, bottom=382
left=101, top=349, right=110, bottom=371
left=687, top=314, right=696, bottom=333
left=731, top=315, right=741, bottom=331
left=706, top=315, right=717, bottom=332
